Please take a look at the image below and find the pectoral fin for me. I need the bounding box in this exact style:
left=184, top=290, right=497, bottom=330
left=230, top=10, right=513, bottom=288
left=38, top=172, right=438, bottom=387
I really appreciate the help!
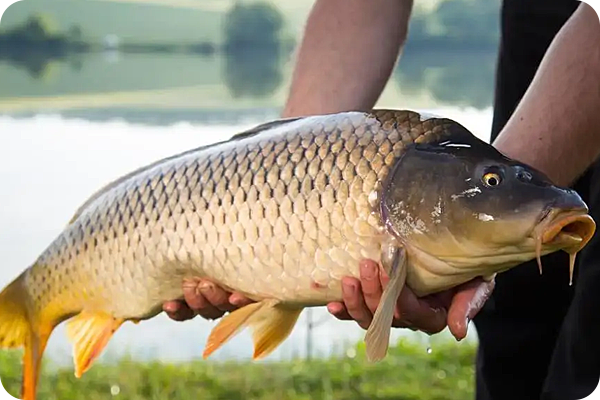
left=364, top=245, right=407, bottom=362
left=203, top=300, right=302, bottom=360
left=65, top=311, right=124, bottom=378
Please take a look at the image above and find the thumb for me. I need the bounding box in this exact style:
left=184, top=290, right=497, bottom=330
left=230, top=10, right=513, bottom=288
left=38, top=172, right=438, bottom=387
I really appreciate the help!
left=447, top=278, right=495, bottom=341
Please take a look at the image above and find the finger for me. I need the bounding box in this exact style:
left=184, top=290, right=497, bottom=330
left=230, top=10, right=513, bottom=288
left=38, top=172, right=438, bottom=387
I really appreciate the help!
left=393, top=285, right=448, bottom=334
left=163, top=300, right=183, bottom=314
left=341, top=277, right=372, bottom=330
left=447, top=278, right=495, bottom=341
left=326, top=302, right=352, bottom=321
left=182, top=280, right=225, bottom=320
left=424, top=290, right=455, bottom=310
left=229, top=293, right=255, bottom=308
left=162, top=300, right=196, bottom=322
left=198, top=281, right=236, bottom=312
left=359, top=259, right=384, bottom=314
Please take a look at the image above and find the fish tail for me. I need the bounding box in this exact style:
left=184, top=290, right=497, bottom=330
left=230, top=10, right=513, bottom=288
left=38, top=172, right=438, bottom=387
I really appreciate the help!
left=0, top=272, right=54, bottom=400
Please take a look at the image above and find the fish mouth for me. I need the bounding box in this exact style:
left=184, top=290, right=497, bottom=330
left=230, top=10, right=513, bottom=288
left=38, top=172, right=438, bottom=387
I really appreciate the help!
left=534, top=208, right=596, bottom=285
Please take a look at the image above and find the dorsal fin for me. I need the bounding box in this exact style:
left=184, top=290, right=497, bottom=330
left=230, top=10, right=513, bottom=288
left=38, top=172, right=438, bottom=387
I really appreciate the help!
left=66, top=116, right=304, bottom=226
left=228, top=116, right=304, bottom=141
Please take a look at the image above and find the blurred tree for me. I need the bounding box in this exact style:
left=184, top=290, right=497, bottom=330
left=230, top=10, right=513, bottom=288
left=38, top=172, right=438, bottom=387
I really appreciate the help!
left=0, top=13, right=78, bottom=80
left=429, top=0, right=500, bottom=45
left=223, top=1, right=284, bottom=51
left=68, top=25, right=82, bottom=42
left=20, top=13, right=60, bottom=40
left=222, top=2, right=286, bottom=99
left=22, top=15, right=49, bottom=41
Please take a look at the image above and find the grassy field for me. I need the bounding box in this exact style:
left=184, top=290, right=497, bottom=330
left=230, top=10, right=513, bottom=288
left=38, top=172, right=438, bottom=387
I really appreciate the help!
left=0, top=0, right=312, bottom=44
left=0, top=338, right=476, bottom=400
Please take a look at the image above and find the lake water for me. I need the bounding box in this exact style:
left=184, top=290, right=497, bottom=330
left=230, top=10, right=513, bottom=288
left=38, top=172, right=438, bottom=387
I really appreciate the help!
left=0, top=50, right=496, bottom=366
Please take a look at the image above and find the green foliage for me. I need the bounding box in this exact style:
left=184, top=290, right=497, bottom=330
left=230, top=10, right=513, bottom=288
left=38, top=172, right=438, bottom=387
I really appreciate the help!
left=3, top=13, right=61, bottom=41
left=221, top=2, right=287, bottom=99
left=0, top=339, right=476, bottom=400
left=223, top=2, right=285, bottom=50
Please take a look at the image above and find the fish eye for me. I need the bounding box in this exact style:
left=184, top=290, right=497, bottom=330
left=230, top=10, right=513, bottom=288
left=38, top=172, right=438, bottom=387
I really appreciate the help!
left=482, top=171, right=502, bottom=187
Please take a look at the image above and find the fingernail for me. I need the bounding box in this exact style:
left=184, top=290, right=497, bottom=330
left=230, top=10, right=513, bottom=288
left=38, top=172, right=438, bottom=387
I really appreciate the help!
left=347, top=282, right=357, bottom=294
left=199, top=282, right=214, bottom=293
left=327, top=303, right=339, bottom=314
left=361, top=263, right=375, bottom=281
left=230, top=294, right=244, bottom=306
left=342, top=278, right=356, bottom=293
left=458, top=318, right=470, bottom=341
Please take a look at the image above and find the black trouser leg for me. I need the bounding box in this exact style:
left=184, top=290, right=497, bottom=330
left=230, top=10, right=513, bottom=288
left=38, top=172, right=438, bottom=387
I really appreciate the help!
left=541, top=163, right=600, bottom=400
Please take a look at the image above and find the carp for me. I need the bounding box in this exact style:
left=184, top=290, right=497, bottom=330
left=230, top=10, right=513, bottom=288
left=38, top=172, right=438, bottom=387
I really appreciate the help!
left=0, top=110, right=595, bottom=399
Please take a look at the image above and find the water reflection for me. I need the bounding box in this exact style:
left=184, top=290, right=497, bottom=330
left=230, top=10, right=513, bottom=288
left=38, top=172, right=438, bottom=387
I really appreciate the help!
left=0, top=48, right=498, bottom=111
left=395, top=47, right=498, bottom=110
left=223, top=47, right=284, bottom=99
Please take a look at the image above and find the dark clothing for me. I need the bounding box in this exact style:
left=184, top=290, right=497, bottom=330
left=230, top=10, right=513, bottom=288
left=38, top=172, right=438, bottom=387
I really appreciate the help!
left=474, top=1, right=600, bottom=399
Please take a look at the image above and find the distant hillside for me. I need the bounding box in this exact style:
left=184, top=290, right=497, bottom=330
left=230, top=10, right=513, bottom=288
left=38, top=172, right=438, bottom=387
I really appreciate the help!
left=1, top=0, right=227, bottom=43
left=0, top=0, right=443, bottom=44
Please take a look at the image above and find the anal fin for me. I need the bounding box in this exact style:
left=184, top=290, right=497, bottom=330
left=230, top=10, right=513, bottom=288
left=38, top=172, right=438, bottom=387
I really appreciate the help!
left=364, top=245, right=408, bottom=362
left=65, top=311, right=124, bottom=378
left=202, top=300, right=302, bottom=360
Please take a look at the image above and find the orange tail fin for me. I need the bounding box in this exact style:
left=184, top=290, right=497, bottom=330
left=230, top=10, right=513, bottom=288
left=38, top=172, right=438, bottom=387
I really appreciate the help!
left=0, top=273, right=55, bottom=400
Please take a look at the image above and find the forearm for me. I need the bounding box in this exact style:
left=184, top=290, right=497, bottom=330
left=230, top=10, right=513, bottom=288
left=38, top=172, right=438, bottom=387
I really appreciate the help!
left=282, top=0, right=413, bottom=118
left=493, top=3, right=600, bottom=187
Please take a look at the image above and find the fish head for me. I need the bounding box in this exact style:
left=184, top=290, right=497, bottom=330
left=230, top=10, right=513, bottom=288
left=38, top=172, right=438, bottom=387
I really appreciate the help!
left=381, top=122, right=596, bottom=294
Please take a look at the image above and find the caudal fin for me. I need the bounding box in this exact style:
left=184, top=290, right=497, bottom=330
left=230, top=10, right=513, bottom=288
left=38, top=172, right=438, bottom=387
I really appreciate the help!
left=0, top=273, right=53, bottom=400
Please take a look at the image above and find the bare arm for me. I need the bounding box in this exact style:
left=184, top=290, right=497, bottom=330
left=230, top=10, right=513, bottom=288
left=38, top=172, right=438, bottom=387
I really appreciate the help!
left=494, top=2, right=600, bottom=187
left=282, top=0, right=414, bottom=117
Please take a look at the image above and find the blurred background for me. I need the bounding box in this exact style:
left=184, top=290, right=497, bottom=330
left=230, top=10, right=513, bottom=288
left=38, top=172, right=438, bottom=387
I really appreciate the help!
left=0, top=0, right=500, bottom=398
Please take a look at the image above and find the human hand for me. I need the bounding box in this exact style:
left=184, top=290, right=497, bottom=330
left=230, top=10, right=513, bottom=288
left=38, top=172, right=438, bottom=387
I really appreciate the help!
left=162, top=277, right=254, bottom=321
left=326, top=259, right=495, bottom=340
left=163, top=260, right=494, bottom=341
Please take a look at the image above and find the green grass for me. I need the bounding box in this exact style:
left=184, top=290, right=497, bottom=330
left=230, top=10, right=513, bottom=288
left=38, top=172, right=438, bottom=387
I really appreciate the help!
left=0, top=338, right=476, bottom=400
